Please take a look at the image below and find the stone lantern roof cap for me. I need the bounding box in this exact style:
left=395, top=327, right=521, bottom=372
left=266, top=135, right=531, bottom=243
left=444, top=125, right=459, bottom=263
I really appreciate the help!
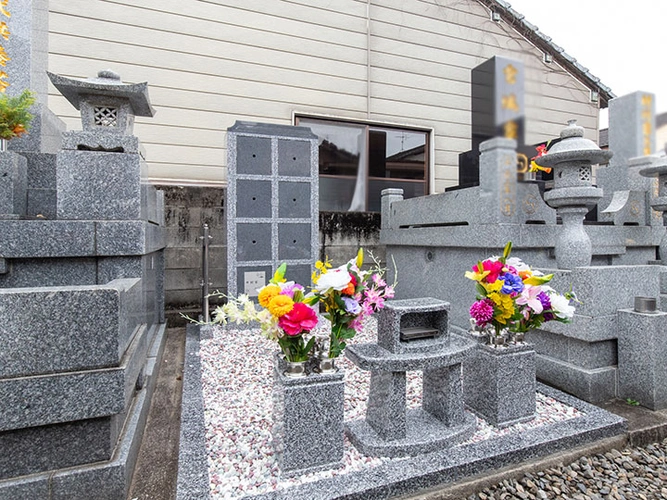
left=536, top=120, right=612, bottom=167
left=47, top=69, right=155, bottom=117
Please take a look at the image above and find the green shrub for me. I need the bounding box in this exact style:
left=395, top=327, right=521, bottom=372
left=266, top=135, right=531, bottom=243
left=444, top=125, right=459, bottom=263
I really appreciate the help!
left=0, top=89, right=36, bottom=140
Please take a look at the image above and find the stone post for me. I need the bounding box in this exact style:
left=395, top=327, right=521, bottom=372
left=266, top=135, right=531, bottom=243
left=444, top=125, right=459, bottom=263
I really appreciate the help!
left=639, top=156, right=667, bottom=261
left=617, top=302, right=667, bottom=410
left=381, top=187, right=404, bottom=230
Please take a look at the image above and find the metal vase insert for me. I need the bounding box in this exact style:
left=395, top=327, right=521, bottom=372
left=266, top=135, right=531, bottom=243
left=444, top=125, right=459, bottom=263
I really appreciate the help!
left=511, top=331, right=525, bottom=343
left=488, top=333, right=506, bottom=347
left=317, top=356, right=337, bottom=374
left=284, top=360, right=308, bottom=378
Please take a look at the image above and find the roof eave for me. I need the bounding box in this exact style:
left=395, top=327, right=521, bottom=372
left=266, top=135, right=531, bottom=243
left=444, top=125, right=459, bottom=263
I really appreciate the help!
left=477, top=0, right=615, bottom=108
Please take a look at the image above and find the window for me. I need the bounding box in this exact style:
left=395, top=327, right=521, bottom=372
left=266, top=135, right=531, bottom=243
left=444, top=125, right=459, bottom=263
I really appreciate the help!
left=296, top=117, right=429, bottom=212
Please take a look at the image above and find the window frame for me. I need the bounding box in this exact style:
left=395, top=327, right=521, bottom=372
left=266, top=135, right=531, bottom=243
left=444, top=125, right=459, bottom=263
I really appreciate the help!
left=294, top=113, right=432, bottom=212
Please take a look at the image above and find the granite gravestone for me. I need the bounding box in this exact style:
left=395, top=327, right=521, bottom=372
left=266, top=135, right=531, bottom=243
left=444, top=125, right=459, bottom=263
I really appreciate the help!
left=0, top=70, right=167, bottom=500
left=227, top=122, right=319, bottom=297
left=458, top=56, right=528, bottom=188
left=381, top=117, right=666, bottom=404
left=597, top=91, right=660, bottom=227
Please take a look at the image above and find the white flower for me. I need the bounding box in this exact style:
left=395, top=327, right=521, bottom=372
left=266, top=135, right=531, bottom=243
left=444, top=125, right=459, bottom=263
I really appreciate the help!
left=315, top=265, right=352, bottom=292
left=549, top=293, right=576, bottom=320
left=506, top=256, right=530, bottom=272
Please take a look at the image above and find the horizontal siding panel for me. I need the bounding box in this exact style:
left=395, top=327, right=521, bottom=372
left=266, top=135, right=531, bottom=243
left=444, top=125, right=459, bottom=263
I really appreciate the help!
left=371, top=67, right=470, bottom=97
left=49, top=33, right=367, bottom=84
left=49, top=12, right=367, bottom=71
left=371, top=99, right=470, bottom=125
left=146, top=163, right=227, bottom=184
left=371, top=7, right=524, bottom=56
left=145, top=86, right=368, bottom=118
left=372, top=82, right=470, bottom=110
left=112, top=0, right=370, bottom=37
left=52, top=0, right=368, bottom=50
left=49, top=56, right=367, bottom=114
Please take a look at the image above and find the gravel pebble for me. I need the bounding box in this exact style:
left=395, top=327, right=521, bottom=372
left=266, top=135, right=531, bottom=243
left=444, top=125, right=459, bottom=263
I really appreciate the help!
left=200, top=318, right=585, bottom=498
left=469, top=438, right=667, bottom=499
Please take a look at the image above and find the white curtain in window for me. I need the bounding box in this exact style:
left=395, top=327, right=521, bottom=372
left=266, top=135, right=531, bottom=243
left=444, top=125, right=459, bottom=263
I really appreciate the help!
left=348, top=130, right=367, bottom=211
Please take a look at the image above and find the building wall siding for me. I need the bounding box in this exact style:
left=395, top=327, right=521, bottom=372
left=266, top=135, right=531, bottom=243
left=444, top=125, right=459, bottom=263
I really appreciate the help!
left=48, top=0, right=599, bottom=189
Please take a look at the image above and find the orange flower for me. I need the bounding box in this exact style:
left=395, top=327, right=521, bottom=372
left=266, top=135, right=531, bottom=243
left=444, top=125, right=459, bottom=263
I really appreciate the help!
left=258, top=284, right=280, bottom=308
left=341, top=275, right=357, bottom=295
left=268, top=294, right=294, bottom=317
left=12, top=123, right=25, bottom=137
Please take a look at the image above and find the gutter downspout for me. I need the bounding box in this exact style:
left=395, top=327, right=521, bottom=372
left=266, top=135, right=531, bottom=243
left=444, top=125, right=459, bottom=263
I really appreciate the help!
left=366, top=0, right=371, bottom=119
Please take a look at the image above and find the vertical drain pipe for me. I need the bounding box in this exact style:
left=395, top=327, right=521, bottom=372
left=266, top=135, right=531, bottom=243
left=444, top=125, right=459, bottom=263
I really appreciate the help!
left=366, top=0, right=371, bottom=119
left=200, top=224, right=212, bottom=322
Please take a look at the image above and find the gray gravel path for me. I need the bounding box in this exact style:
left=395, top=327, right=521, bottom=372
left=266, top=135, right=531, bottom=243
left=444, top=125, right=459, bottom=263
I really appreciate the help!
left=468, top=438, right=667, bottom=500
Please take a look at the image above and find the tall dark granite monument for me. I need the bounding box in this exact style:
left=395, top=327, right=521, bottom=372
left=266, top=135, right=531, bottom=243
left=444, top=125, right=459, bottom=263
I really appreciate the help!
left=458, top=56, right=528, bottom=188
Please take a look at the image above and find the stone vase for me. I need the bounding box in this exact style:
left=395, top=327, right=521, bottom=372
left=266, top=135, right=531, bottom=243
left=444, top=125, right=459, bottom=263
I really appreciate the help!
left=272, top=355, right=345, bottom=476
left=463, top=332, right=536, bottom=427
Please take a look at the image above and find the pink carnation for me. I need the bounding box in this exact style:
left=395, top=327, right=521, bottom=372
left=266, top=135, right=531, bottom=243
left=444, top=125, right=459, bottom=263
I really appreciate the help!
left=470, top=299, right=494, bottom=326
left=278, top=302, right=318, bottom=336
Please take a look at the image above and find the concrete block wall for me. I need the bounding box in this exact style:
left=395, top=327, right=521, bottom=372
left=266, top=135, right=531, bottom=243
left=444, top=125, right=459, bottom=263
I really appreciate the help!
left=319, top=211, right=384, bottom=267
left=158, top=187, right=384, bottom=323
left=158, top=185, right=226, bottom=324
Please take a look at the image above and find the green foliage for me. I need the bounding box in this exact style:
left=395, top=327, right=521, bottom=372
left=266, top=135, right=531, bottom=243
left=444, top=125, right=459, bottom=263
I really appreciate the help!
left=0, top=89, right=36, bottom=140
left=277, top=334, right=315, bottom=362
left=626, top=398, right=640, bottom=407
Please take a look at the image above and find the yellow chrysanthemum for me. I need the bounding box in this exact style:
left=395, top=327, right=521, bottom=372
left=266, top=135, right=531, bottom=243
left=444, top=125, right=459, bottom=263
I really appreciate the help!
left=488, top=292, right=514, bottom=324
left=268, top=294, right=294, bottom=317
left=258, top=284, right=280, bottom=308
left=483, top=280, right=503, bottom=293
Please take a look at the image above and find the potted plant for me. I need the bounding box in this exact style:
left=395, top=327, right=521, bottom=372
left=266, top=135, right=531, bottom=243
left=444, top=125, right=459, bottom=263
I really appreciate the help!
left=0, top=89, right=36, bottom=150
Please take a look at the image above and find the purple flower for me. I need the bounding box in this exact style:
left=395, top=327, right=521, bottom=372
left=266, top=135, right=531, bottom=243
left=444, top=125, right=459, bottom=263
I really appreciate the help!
left=538, top=292, right=554, bottom=321
left=500, top=273, right=524, bottom=295
left=470, top=299, right=494, bottom=326
left=342, top=296, right=361, bottom=315
left=279, top=281, right=304, bottom=298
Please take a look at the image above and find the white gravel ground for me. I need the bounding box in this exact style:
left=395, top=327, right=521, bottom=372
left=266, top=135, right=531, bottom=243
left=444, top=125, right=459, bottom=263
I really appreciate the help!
left=200, top=318, right=582, bottom=499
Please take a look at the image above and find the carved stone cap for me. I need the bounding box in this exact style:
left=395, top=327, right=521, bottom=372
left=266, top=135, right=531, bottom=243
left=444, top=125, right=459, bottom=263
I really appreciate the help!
left=536, top=119, right=612, bottom=168
left=47, top=70, right=155, bottom=117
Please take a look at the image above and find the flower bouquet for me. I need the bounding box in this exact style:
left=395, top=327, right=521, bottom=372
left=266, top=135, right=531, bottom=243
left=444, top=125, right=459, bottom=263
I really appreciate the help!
left=465, top=242, right=576, bottom=345
left=210, top=263, right=319, bottom=365
left=312, top=249, right=395, bottom=359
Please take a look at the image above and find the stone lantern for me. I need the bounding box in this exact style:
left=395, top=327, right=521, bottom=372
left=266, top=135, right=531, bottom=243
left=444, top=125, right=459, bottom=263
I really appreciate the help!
left=639, top=153, right=667, bottom=260
left=47, top=69, right=154, bottom=153
left=47, top=69, right=158, bottom=221
left=535, top=120, right=613, bottom=269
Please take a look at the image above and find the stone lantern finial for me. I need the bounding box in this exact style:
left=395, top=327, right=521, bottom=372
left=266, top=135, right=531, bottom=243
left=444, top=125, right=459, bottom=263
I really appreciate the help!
left=47, top=70, right=155, bottom=153
left=536, top=120, right=613, bottom=269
